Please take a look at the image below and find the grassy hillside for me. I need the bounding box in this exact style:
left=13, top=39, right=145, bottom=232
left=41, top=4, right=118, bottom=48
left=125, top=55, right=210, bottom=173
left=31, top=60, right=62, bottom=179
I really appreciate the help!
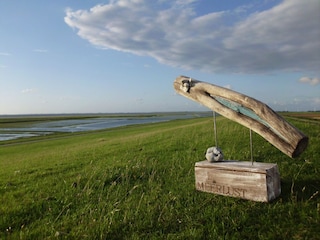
left=0, top=115, right=319, bottom=239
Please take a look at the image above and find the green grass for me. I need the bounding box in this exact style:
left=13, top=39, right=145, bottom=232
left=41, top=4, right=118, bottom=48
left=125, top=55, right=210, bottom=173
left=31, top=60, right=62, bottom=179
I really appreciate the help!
left=0, top=116, right=319, bottom=239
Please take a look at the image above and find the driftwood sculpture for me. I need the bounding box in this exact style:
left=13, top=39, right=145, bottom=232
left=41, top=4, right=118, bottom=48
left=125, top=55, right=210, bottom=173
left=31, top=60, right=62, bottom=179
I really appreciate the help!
left=174, top=76, right=308, bottom=158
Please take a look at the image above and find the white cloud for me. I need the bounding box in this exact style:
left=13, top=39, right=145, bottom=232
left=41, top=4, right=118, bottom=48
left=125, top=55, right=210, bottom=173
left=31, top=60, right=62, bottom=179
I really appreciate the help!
left=223, top=84, right=232, bottom=89
left=0, top=52, right=11, bottom=56
left=33, top=49, right=48, bottom=53
left=269, top=96, right=320, bottom=111
left=21, top=88, right=36, bottom=94
left=65, top=0, right=320, bottom=73
left=135, top=98, right=144, bottom=104
left=313, top=97, right=320, bottom=105
left=299, top=77, right=320, bottom=86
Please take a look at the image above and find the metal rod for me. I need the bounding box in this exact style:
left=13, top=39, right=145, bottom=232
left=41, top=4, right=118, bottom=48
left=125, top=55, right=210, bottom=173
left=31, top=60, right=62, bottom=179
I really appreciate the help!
left=250, top=128, right=253, bottom=165
left=213, top=111, right=218, bottom=147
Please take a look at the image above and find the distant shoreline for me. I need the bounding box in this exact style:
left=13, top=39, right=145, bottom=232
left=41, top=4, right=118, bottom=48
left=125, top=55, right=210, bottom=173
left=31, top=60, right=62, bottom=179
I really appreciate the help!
left=0, top=111, right=211, bottom=118
left=0, top=112, right=213, bottom=143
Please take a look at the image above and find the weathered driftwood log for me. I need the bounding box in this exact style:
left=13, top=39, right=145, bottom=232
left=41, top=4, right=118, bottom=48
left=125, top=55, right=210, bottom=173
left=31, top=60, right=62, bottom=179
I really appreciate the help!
left=173, top=76, right=308, bottom=158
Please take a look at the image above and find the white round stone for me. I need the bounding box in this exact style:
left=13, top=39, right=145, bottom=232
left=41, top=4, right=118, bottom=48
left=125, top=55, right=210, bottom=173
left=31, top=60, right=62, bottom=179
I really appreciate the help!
left=206, top=146, right=224, bottom=162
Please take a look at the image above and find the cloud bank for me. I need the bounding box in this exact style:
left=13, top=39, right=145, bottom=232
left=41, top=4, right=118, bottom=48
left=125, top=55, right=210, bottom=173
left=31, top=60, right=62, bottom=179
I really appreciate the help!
left=299, top=77, right=320, bottom=86
left=65, top=0, right=320, bottom=73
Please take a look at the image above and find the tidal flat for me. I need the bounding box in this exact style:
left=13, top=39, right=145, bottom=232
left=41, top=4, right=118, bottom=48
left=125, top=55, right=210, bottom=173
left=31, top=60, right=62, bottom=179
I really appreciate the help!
left=0, top=112, right=211, bottom=143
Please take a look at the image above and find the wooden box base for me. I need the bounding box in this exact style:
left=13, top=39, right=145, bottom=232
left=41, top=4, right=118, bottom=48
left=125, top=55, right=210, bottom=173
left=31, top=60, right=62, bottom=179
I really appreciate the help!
left=195, top=160, right=281, bottom=202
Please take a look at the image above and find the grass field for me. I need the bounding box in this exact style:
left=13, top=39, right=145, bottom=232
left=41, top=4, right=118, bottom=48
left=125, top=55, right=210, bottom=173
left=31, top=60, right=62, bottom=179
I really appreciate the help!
left=0, top=113, right=319, bottom=239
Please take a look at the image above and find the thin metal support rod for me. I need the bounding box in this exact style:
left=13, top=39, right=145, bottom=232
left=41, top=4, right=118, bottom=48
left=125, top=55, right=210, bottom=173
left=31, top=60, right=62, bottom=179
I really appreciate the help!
left=250, top=128, right=253, bottom=165
left=213, top=111, right=218, bottom=147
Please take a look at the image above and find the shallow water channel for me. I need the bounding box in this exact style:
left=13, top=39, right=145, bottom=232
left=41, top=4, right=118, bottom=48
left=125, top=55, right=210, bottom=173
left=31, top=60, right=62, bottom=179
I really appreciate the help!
left=0, top=113, right=210, bottom=141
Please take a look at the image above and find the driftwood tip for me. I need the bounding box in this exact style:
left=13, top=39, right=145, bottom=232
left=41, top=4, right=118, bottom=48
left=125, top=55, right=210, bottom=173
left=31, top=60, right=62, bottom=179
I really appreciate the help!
left=292, top=136, right=309, bottom=158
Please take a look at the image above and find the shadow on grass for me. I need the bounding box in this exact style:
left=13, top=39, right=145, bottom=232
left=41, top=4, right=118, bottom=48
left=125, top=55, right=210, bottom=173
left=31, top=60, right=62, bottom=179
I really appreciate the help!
left=279, top=178, right=320, bottom=202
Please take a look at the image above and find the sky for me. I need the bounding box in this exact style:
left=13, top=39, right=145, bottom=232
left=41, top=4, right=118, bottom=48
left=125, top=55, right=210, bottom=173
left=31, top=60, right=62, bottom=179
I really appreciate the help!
left=0, top=0, right=319, bottom=114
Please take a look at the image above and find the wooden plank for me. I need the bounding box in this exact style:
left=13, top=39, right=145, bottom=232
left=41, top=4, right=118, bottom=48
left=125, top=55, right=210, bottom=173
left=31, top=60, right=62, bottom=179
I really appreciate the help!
left=195, top=160, right=281, bottom=202
left=174, top=76, right=308, bottom=158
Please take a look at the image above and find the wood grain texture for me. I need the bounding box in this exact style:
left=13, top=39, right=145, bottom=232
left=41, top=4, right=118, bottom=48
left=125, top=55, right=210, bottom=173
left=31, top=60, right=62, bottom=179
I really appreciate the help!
left=174, top=76, right=308, bottom=158
left=195, top=160, right=281, bottom=202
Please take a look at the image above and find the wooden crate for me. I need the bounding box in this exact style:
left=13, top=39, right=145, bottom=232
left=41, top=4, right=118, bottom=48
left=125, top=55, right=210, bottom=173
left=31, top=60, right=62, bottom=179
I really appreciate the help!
left=195, top=160, right=281, bottom=202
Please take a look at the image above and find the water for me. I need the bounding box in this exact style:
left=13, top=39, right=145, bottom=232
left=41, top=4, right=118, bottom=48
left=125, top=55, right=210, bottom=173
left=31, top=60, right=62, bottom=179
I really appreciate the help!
left=0, top=112, right=211, bottom=141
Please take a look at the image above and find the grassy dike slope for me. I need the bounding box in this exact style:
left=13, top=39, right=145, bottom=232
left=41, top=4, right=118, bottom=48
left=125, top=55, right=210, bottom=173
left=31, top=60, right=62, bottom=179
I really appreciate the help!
left=0, top=117, right=319, bottom=239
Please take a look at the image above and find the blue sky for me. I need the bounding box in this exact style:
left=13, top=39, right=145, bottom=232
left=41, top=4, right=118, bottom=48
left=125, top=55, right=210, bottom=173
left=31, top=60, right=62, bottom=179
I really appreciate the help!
left=1, top=0, right=319, bottom=114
